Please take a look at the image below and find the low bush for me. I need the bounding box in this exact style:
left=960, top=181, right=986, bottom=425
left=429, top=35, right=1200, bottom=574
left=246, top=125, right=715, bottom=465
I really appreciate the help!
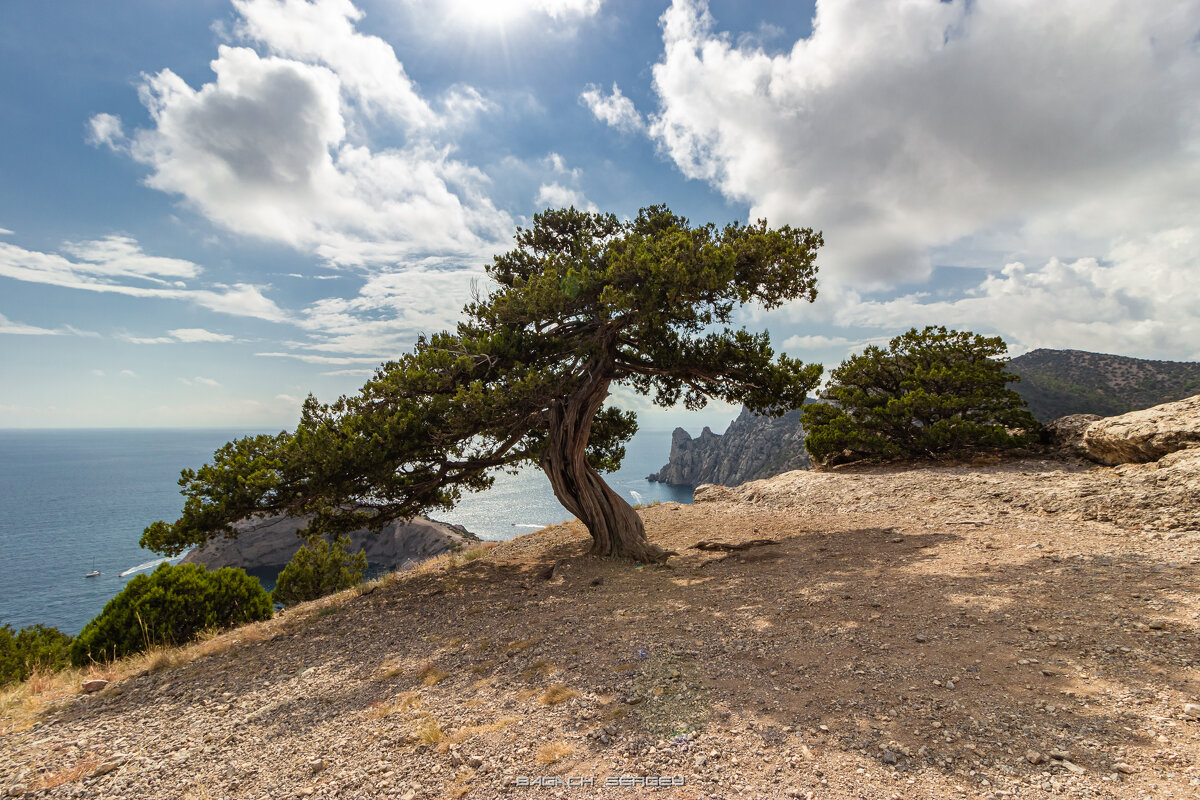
left=70, top=563, right=272, bottom=666
left=272, top=534, right=367, bottom=607
left=803, top=326, right=1040, bottom=465
left=0, top=622, right=72, bottom=685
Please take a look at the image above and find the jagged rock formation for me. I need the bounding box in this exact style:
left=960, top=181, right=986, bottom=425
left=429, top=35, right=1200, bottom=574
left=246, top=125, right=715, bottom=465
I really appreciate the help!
left=180, top=514, right=479, bottom=573
left=1081, top=394, right=1200, bottom=465
left=647, top=406, right=808, bottom=486
left=1007, top=348, right=1200, bottom=422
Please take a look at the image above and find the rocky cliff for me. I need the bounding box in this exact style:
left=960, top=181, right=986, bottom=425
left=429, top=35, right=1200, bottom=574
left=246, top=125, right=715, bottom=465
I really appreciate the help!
left=647, top=406, right=808, bottom=486
left=180, top=514, right=479, bottom=573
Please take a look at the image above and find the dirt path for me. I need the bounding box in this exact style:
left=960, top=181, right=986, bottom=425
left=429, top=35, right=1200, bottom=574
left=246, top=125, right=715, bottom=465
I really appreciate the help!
left=2, top=457, right=1199, bottom=799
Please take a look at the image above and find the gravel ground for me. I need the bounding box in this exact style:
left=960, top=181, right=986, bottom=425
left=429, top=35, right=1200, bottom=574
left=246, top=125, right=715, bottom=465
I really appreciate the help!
left=2, top=454, right=1199, bottom=799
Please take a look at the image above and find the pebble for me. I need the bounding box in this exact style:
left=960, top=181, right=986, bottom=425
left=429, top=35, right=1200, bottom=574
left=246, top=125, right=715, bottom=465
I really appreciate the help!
left=1026, top=751, right=1046, bottom=765
left=1113, top=763, right=1136, bottom=774
left=1182, top=702, right=1200, bottom=718
left=82, top=679, right=109, bottom=693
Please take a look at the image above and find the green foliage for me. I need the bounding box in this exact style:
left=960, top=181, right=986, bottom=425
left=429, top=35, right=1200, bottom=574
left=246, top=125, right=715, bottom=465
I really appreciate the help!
left=803, top=326, right=1040, bottom=465
left=272, top=535, right=368, bottom=607
left=70, top=563, right=272, bottom=666
left=0, top=622, right=72, bottom=686
left=1007, top=349, right=1200, bottom=421
left=142, top=205, right=824, bottom=559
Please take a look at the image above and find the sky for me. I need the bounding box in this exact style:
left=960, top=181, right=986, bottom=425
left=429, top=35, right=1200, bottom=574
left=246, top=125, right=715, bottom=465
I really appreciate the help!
left=2, top=0, right=1199, bottom=431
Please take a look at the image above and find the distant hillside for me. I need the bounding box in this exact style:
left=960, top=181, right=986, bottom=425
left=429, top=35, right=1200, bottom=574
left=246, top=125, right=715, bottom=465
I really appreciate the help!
left=1008, top=348, right=1200, bottom=422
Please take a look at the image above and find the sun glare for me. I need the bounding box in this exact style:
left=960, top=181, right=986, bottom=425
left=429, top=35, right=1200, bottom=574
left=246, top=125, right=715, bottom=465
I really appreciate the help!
left=448, top=0, right=534, bottom=28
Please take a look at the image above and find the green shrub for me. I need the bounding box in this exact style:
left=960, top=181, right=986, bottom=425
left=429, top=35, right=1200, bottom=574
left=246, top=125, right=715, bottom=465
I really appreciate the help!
left=0, top=622, right=73, bottom=685
left=70, top=563, right=272, bottom=666
left=272, top=535, right=367, bottom=607
left=803, top=326, right=1040, bottom=465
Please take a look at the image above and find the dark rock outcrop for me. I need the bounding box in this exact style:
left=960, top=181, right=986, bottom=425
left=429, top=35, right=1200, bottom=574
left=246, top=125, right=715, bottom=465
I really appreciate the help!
left=1045, top=413, right=1103, bottom=457
left=647, top=407, right=809, bottom=486
left=181, top=514, right=479, bottom=573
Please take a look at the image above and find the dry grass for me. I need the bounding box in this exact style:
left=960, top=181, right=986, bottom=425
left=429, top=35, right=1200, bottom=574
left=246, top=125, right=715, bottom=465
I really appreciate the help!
left=376, top=658, right=406, bottom=680
left=1, top=615, right=276, bottom=735
left=354, top=572, right=396, bottom=596
left=415, top=662, right=449, bottom=686
left=535, top=741, right=574, bottom=765
left=504, top=637, right=539, bottom=654
left=28, top=756, right=101, bottom=791
left=365, top=690, right=422, bottom=719
left=539, top=684, right=579, bottom=706
left=435, top=716, right=520, bottom=752
left=600, top=703, right=629, bottom=721
left=521, top=658, right=556, bottom=679
left=469, top=659, right=496, bottom=675
left=461, top=541, right=498, bottom=562
left=416, top=718, right=445, bottom=744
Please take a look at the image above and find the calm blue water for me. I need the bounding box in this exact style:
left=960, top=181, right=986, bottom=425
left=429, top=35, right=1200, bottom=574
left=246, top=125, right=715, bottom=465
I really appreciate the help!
left=0, top=428, right=690, bottom=635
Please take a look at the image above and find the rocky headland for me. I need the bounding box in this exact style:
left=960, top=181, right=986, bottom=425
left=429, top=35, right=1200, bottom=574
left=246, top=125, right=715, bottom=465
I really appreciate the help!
left=647, top=406, right=809, bottom=487
left=3, top=397, right=1199, bottom=799
left=180, top=514, right=479, bottom=574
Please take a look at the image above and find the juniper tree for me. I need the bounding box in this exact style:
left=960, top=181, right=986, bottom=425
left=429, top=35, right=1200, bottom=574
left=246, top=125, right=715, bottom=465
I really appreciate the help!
left=143, top=206, right=823, bottom=563
left=803, top=326, right=1040, bottom=465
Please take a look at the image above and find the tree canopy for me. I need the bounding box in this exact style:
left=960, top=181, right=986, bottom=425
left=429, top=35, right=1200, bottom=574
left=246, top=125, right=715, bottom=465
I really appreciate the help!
left=143, top=206, right=823, bottom=562
left=802, top=326, right=1040, bottom=466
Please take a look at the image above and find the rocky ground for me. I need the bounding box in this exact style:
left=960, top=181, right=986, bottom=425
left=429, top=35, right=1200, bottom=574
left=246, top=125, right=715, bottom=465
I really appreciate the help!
left=2, top=453, right=1199, bottom=800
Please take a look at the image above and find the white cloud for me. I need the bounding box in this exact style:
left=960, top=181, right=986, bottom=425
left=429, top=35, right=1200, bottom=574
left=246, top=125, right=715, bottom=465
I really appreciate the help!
left=86, top=113, right=127, bottom=151
left=527, top=0, right=602, bottom=19
left=113, top=1, right=513, bottom=268
left=0, top=236, right=285, bottom=322
left=0, top=313, right=66, bottom=336
left=321, top=368, right=376, bottom=376
left=232, top=0, right=436, bottom=128
left=580, top=83, right=644, bottom=133
left=91, top=370, right=105, bottom=377
left=256, top=351, right=383, bottom=365
left=60, top=235, right=199, bottom=282
left=831, top=227, right=1200, bottom=362
left=535, top=182, right=596, bottom=212
left=167, top=327, right=235, bottom=343
left=127, top=327, right=236, bottom=344
left=649, top=0, right=1200, bottom=285
left=120, top=369, right=138, bottom=377
left=180, top=376, right=222, bottom=387
left=779, top=334, right=853, bottom=351
left=441, top=0, right=603, bottom=26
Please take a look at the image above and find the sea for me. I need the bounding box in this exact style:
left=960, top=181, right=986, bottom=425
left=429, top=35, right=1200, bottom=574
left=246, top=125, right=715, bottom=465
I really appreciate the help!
left=0, top=428, right=692, bottom=635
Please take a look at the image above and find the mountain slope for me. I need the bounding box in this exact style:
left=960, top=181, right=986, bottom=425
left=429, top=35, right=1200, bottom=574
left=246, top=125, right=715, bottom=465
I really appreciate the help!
left=1008, top=348, right=1200, bottom=422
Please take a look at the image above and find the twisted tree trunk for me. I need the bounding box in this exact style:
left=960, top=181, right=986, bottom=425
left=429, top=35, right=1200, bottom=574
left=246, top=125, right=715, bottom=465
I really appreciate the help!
left=540, top=371, right=668, bottom=562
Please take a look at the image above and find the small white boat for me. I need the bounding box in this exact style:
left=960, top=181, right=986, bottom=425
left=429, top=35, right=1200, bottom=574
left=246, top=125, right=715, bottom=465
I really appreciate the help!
left=85, top=558, right=101, bottom=578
